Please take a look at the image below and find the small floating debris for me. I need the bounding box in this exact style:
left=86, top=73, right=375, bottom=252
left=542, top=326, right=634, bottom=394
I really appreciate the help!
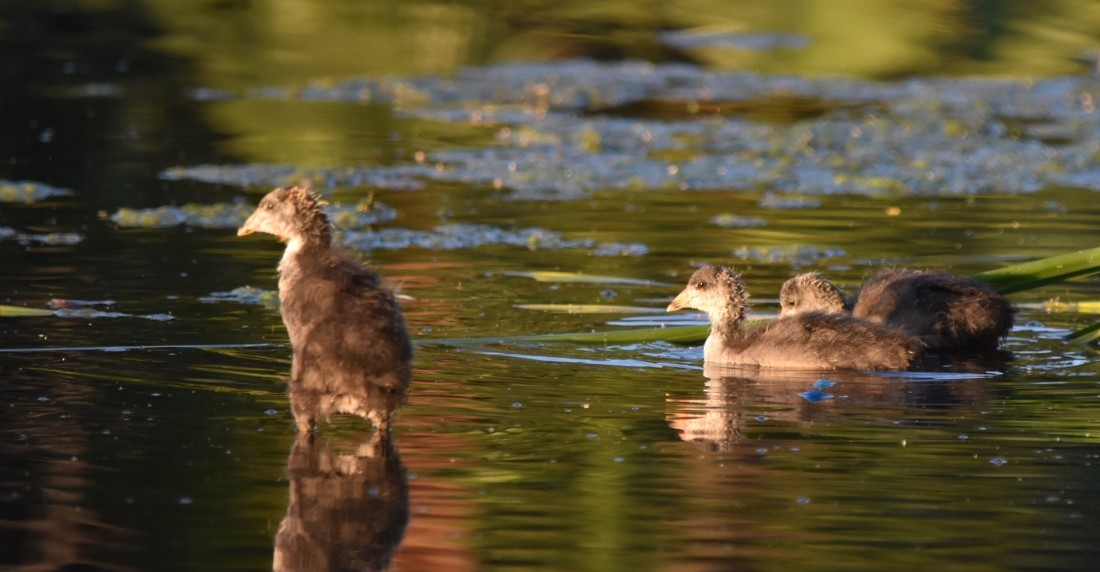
left=27, top=233, right=83, bottom=245
left=159, top=163, right=425, bottom=191
left=110, top=203, right=253, bottom=229
left=709, top=213, right=767, bottom=228
left=110, top=201, right=396, bottom=230
left=758, top=192, right=822, bottom=210
left=51, top=308, right=173, bottom=321
left=0, top=228, right=84, bottom=246
left=0, top=302, right=171, bottom=321
left=49, top=299, right=117, bottom=309
left=339, top=224, right=647, bottom=256
left=189, top=87, right=236, bottom=102
left=160, top=164, right=299, bottom=187
left=591, top=242, right=649, bottom=256
left=200, top=286, right=279, bottom=308
left=67, top=83, right=124, bottom=98
left=657, top=30, right=811, bottom=52
left=731, top=244, right=845, bottom=267
left=52, top=308, right=132, bottom=319
left=0, top=180, right=73, bottom=203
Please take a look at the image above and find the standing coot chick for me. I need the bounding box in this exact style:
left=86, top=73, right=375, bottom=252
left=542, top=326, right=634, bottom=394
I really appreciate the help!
left=667, top=266, right=920, bottom=370
left=238, top=186, right=412, bottom=433
left=779, top=269, right=1014, bottom=351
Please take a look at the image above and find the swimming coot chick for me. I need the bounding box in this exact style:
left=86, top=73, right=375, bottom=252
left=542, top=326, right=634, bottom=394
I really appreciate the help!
left=238, top=186, right=412, bottom=433
left=777, top=272, right=847, bottom=315
left=668, top=266, right=920, bottom=370
left=779, top=269, right=1014, bottom=350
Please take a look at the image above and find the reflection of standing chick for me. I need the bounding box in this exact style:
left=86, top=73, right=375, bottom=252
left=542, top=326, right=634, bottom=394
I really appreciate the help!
left=668, top=265, right=920, bottom=370
left=274, top=434, right=409, bottom=571
left=238, top=186, right=412, bottom=433
left=780, top=269, right=1014, bottom=351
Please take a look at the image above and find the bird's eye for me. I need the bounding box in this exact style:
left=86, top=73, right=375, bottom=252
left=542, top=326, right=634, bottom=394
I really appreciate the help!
left=264, top=201, right=274, bottom=210
left=695, top=281, right=707, bottom=289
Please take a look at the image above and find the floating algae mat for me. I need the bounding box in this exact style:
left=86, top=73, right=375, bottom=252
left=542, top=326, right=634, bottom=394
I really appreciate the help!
left=165, top=60, right=1100, bottom=201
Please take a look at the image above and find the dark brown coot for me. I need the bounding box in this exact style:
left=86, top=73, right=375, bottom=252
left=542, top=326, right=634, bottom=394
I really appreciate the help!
left=780, top=269, right=1014, bottom=350
left=667, top=265, right=920, bottom=370
left=238, top=186, right=412, bottom=433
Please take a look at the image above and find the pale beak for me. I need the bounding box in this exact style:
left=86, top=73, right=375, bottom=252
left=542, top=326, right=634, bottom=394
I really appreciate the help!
left=667, top=290, right=692, bottom=312
left=237, top=213, right=259, bottom=237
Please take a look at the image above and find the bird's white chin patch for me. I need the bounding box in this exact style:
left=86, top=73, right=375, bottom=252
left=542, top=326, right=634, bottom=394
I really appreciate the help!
left=278, top=236, right=306, bottom=273
left=284, top=236, right=305, bottom=255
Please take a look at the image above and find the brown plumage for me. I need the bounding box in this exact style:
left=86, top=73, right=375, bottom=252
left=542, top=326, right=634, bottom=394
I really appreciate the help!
left=238, top=186, right=412, bottom=433
left=779, top=269, right=1014, bottom=351
left=778, top=272, right=847, bottom=315
left=668, top=265, right=920, bottom=370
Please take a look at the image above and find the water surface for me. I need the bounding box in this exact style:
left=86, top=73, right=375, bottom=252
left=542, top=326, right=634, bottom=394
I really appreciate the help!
left=3, top=2, right=1100, bottom=570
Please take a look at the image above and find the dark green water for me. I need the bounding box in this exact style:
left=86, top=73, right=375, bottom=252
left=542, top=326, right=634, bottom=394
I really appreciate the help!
left=3, top=2, right=1100, bottom=570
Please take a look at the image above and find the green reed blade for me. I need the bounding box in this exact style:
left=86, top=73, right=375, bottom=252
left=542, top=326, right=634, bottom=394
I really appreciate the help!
left=1065, top=320, right=1100, bottom=344
left=975, top=246, right=1100, bottom=294
left=0, top=304, right=53, bottom=317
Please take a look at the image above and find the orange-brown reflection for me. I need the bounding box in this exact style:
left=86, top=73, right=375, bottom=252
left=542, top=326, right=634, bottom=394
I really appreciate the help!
left=388, top=431, right=480, bottom=572
left=668, top=356, right=1006, bottom=453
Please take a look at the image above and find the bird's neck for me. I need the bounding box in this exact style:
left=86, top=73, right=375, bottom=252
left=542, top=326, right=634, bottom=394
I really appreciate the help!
left=709, top=296, right=748, bottom=345
left=277, top=235, right=328, bottom=275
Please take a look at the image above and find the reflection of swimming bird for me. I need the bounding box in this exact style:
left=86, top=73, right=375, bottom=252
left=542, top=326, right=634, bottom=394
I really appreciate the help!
left=274, top=433, right=409, bottom=572
left=668, top=364, right=996, bottom=453
left=238, top=186, right=413, bottom=433
left=780, top=269, right=1014, bottom=351
left=667, top=265, right=920, bottom=370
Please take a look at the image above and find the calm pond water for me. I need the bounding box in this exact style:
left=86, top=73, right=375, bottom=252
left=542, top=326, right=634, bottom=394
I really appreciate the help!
left=3, top=2, right=1100, bottom=570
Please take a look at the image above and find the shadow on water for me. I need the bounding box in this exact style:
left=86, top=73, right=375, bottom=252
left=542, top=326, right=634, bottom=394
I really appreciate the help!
left=0, top=1, right=229, bottom=207
left=0, top=367, right=136, bottom=571
left=274, top=433, right=408, bottom=572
